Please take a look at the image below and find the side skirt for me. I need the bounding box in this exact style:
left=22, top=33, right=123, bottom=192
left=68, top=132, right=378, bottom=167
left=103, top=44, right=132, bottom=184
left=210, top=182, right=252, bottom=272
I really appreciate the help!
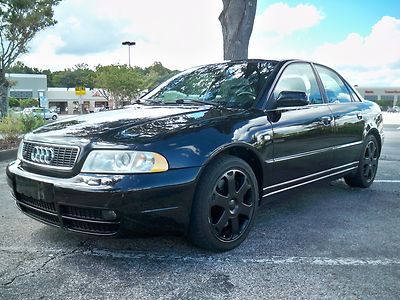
left=262, top=162, right=358, bottom=198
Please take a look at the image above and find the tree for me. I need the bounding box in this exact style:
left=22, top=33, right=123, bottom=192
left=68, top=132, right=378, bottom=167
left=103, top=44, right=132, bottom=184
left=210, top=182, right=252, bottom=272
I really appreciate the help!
left=52, top=63, right=96, bottom=88
left=95, top=64, right=145, bottom=108
left=0, top=0, right=61, bottom=116
left=219, top=0, right=257, bottom=60
left=143, top=62, right=180, bottom=90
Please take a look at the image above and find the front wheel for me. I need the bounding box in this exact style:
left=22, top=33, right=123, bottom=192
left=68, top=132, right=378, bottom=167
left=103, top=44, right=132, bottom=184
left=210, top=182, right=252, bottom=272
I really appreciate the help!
left=52, top=115, right=57, bottom=120
left=344, top=135, right=379, bottom=188
left=188, top=155, right=259, bottom=251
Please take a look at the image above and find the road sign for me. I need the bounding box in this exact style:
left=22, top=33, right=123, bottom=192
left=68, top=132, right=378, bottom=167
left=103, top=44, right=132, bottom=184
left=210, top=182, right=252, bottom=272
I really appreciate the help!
left=75, top=86, right=86, bottom=96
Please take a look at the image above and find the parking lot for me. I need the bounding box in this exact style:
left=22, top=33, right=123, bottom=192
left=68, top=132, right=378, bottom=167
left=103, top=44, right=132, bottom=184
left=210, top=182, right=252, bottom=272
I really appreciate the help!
left=0, top=114, right=399, bottom=299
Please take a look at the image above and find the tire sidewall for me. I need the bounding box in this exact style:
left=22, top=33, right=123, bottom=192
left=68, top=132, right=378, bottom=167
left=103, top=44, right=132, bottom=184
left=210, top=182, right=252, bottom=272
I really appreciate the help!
left=190, top=155, right=259, bottom=251
left=357, top=135, right=379, bottom=187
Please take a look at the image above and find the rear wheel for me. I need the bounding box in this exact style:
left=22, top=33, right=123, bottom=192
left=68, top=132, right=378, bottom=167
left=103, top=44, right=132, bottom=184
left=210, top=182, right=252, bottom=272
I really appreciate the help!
left=344, top=135, right=379, bottom=188
left=52, top=115, right=57, bottom=120
left=189, top=155, right=259, bottom=251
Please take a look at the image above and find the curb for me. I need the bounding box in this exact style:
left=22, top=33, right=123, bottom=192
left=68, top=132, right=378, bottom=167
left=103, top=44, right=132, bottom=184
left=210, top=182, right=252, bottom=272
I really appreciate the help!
left=0, top=148, right=17, bottom=162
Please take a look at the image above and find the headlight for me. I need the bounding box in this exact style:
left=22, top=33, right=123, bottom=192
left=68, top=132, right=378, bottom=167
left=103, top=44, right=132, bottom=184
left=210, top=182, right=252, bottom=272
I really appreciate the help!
left=81, top=150, right=169, bottom=174
left=17, top=141, right=24, bottom=160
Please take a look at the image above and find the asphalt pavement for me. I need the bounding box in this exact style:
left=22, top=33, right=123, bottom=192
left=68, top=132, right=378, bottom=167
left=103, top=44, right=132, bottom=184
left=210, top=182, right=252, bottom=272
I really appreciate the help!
left=0, top=116, right=399, bottom=299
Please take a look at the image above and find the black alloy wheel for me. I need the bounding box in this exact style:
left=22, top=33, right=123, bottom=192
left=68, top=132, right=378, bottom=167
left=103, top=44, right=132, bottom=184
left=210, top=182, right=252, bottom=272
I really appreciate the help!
left=189, top=155, right=259, bottom=251
left=345, top=135, right=379, bottom=188
left=362, top=139, right=379, bottom=183
left=210, top=169, right=255, bottom=242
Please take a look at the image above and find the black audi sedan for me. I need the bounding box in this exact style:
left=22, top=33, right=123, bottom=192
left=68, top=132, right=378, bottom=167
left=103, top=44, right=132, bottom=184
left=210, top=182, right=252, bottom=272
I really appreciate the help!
left=6, top=59, right=383, bottom=251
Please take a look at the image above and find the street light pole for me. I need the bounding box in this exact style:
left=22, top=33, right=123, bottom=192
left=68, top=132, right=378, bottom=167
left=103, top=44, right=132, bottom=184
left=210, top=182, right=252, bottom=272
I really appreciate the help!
left=122, top=41, right=136, bottom=67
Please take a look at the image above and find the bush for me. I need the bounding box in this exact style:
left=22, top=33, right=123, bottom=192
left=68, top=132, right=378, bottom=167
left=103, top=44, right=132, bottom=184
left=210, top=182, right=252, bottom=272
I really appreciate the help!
left=19, top=98, right=39, bottom=108
left=20, top=113, right=46, bottom=133
left=0, top=113, right=46, bottom=142
left=0, top=115, right=23, bottom=142
left=8, top=97, right=20, bottom=108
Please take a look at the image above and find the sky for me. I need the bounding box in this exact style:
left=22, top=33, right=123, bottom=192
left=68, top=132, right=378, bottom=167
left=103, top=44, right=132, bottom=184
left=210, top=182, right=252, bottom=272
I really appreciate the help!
left=19, top=0, right=400, bottom=87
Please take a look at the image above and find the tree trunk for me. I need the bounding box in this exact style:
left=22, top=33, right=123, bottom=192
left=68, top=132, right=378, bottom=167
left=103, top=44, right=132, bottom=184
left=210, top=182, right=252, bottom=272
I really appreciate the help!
left=219, top=0, right=257, bottom=60
left=0, top=72, right=9, bottom=117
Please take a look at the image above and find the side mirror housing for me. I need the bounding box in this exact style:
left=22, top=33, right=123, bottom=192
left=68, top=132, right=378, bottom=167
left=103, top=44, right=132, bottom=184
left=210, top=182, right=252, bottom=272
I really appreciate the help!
left=276, top=91, right=308, bottom=108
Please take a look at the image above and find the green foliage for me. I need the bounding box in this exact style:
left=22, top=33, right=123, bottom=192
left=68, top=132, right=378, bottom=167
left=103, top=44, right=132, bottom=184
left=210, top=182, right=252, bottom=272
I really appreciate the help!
left=0, top=0, right=61, bottom=115
left=8, top=97, right=19, bottom=107
left=6, top=60, right=179, bottom=110
left=143, top=62, right=180, bottom=90
left=0, top=114, right=23, bottom=142
left=52, top=63, right=96, bottom=89
left=376, top=99, right=393, bottom=110
left=19, top=98, right=38, bottom=108
left=20, top=113, right=46, bottom=133
left=95, top=64, right=146, bottom=107
left=0, top=112, right=46, bottom=142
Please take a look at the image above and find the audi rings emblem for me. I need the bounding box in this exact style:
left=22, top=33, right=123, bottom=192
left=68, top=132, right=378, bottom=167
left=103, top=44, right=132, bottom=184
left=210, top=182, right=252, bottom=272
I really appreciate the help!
left=31, top=146, right=55, bottom=164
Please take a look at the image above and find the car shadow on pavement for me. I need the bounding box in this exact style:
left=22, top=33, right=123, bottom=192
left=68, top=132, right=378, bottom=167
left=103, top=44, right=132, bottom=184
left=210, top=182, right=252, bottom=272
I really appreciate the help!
left=27, top=177, right=392, bottom=258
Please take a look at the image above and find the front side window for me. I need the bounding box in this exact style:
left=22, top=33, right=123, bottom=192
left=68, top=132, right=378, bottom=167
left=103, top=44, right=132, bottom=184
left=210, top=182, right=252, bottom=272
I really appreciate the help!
left=315, top=65, right=352, bottom=103
left=143, top=61, right=278, bottom=109
left=272, top=63, right=323, bottom=105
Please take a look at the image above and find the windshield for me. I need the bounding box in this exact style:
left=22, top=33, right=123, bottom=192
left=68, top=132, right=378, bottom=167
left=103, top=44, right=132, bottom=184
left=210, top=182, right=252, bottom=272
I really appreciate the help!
left=143, top=61, right=278, bottom=109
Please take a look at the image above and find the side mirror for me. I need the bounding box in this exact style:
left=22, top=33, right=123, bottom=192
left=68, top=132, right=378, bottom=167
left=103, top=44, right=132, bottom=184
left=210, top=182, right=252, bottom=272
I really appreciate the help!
left=276, top=91, right=308, bottom=108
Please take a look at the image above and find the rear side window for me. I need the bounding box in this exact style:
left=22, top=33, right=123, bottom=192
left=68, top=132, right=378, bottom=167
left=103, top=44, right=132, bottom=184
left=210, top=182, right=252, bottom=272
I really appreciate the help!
left=315, top=65, right=352, bottom=103
left=272, top=63, right=323, bottom=105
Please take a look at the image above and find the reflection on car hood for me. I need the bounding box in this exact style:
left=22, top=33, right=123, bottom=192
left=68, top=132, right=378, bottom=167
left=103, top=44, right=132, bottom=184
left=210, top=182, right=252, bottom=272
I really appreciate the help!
left=25, top=105, right=237, bottom=144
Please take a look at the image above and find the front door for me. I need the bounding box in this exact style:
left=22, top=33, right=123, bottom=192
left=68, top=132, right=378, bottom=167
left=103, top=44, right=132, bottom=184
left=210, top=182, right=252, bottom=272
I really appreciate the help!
left=264, top=62, right=335, bottom=195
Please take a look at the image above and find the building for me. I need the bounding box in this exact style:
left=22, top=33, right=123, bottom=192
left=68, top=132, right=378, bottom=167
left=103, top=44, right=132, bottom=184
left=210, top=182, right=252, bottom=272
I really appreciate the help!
left=6, top=73, right=109, bottom=115
left=7, top=73, right=47, bottom=100
left=48, top=88, right=108, bottom=114
left=355, top=86, right=400, bottom=108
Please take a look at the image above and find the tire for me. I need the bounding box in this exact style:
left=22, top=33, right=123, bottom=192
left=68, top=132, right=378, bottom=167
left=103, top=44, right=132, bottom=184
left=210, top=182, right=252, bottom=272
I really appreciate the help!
left=188, top=155, right=259, bottom=251
left=52, top=115, right=57, bottom=120
left=344, top=135, right=379, bottom=188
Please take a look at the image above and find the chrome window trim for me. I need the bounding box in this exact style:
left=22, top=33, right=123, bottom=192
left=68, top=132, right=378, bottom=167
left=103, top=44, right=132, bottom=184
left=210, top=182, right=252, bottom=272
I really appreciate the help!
left=263, top=165, right=358, bottom=197
left=21, top=140, right=80, bottom=171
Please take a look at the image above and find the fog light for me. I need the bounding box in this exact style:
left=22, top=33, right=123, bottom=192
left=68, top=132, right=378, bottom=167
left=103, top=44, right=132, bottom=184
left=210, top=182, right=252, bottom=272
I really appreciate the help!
left=101, top=210, right=117, bottom=221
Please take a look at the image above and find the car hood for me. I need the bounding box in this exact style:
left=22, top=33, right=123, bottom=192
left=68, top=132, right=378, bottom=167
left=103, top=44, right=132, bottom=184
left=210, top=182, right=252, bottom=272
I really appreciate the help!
left=25, top=104, right=239, bottom=145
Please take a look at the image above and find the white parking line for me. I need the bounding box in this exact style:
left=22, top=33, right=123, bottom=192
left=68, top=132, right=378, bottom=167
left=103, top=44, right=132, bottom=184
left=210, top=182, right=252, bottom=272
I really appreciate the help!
left=374, top=180, right=400, bottom=183
left=84, top=249, right=400, bottom=266
left=1, top=247, right=400, bottom=267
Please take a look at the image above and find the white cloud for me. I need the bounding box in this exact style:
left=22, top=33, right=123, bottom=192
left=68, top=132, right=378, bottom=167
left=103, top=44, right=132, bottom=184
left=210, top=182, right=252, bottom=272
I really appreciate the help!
left=314, top=16, right=400, bottom=68
left=249, top=2, right=323, bottom=59
left=20, top=0, right=223, bottom=71
left=313, top=16, right=400, bottom=86
left=253, top=2, right=324, bottom=37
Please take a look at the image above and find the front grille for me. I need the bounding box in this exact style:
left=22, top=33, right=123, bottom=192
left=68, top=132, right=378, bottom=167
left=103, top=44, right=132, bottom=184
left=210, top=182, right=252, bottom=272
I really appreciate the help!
left=61, top=205, right=104, bottom=221
left=63, top=219, right=119, bottom=234
left=18, top=203, right=60, bottom=226
left=22, top=141, right=79, bottom=169
left=15, top=191, right=119, bottom=235
left=19, top=194, right=56, bottom=212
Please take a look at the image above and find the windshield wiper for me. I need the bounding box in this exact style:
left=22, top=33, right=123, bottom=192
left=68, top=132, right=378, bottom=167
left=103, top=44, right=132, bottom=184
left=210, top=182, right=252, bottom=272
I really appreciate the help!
left=136, top=98, right=164, bottom=105
left=175, top=98, right=221, bottom=107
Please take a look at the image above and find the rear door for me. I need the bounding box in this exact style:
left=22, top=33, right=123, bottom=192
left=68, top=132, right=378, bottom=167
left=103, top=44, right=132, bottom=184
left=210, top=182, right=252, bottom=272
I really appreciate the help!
left=314, top=65, right=365, bottom=167
left=264, top=62, right=335, bottom=191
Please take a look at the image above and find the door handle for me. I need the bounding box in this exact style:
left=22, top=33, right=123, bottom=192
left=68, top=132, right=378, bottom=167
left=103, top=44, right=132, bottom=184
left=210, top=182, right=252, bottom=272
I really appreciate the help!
left=356, top=113, right=363, bottom=120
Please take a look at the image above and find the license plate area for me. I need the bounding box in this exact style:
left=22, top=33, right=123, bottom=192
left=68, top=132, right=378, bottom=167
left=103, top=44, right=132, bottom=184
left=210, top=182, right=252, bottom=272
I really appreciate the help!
left=15, top=176, right=54, bottom=203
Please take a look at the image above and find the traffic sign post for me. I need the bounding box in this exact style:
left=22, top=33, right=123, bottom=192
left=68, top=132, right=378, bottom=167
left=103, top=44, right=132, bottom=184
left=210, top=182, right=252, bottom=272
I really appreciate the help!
left=75, top=87, right=86, bottom=114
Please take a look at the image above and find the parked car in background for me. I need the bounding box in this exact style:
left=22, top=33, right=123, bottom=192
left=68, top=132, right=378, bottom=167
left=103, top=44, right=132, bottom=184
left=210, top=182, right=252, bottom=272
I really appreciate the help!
left=7, top=59, right=383, bottom=251
left=387, top=106, right=399, bottom=113
left=23, top=107, right=58, bottom=120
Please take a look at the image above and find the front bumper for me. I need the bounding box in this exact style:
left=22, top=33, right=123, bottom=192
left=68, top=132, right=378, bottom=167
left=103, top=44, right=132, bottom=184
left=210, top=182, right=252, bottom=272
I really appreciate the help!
left=6, top=160, right=200, bottom=236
